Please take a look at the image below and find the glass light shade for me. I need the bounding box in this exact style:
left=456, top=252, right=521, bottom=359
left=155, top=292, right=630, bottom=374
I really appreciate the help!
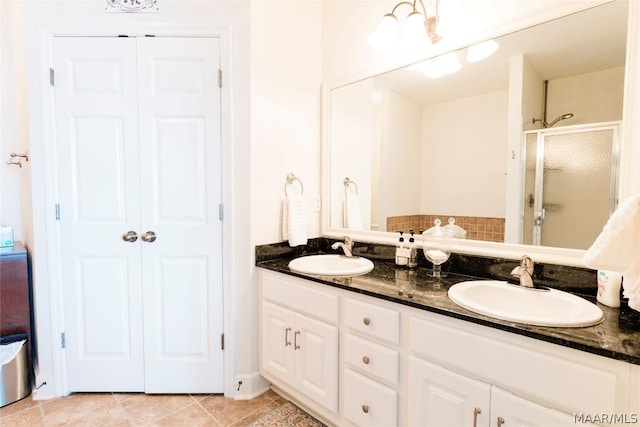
left=368, top=13, right=399, bottom=54
left=399, top=11, right=430, bottom=54
left=416, top=52, right=460, bottom=79
left=466, top=40, right=499, bottom=62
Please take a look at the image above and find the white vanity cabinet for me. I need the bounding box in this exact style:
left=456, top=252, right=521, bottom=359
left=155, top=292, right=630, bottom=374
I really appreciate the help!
left=342, top=297, right=401, bottom=426
left=259, top=271, right=339, bottom=413
left=408, top=356, right=592, bottom=426
left=408, top=311, right=630, bottom=426
left=258, top=270, right=637, bottom=427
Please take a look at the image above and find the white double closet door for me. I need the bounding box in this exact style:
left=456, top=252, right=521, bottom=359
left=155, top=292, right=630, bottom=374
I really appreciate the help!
left=53, top=36, right=223, bottom=393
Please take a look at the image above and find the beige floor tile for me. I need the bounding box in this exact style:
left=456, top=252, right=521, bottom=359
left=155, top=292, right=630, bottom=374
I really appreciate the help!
left=0, top=405, right=44, bottom=427
left=146, top=402, right=219, bottom=427
left=0, top=395, right=38, bottom=419
left=118, top=393, right=195, bottom=425
left=199, top=393, right=273, bottom=426
left=41, top=393, right=130, bottom=427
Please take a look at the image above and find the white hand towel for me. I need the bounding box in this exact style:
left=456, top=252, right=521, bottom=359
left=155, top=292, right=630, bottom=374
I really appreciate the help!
left=282, top=195, right=307, bottom=247
left=343, top=194, right=363, bottom=230
left=583, top=193, right=640, bottom=311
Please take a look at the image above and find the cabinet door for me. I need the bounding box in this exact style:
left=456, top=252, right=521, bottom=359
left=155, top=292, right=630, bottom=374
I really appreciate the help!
left=261, top=302, right=296, bottom=387
left=294, top=313, right=339, bottom=413
left=491, top=387, right=594, bottom=427
left=408, top=356, right=491, bottom=427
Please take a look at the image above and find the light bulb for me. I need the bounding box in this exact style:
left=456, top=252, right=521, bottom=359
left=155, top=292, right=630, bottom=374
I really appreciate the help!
left=399, top=11, right=430, bottom=55
left=367, top=13, right=398, bottom=54
left=466, top=40, right=499, bottom=62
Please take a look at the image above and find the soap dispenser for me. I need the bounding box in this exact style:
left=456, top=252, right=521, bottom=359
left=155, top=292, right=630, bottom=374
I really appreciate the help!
left=395, top=231, right=410, bottom=266
left=408, top=230, right=418, bottom=268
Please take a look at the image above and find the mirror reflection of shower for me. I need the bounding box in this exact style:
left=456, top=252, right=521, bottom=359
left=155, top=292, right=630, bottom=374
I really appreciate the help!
left=533, top=113, right=575, bottom=128
left=531, top=80, right=575, bottom=128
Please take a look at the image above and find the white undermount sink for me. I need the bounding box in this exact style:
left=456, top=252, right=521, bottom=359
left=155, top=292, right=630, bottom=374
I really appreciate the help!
left=288, top=254, right=374, bottom=276
left=448, top=280, right=604, bottom=327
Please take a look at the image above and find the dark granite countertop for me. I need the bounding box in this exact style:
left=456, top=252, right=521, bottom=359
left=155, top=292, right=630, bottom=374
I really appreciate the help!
left=256, top=240, right=640, bottom=366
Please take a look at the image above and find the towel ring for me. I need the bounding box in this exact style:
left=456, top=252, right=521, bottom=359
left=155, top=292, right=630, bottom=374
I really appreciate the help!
left=344, top=177, right=358, bottom=196
left=285, top=173, right=304, bottom=196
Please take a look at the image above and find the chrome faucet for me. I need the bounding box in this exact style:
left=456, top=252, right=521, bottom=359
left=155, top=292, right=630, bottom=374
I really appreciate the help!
left=511, top=255, right=534, bottom=288
left=331, top=236, right=354, bottom=258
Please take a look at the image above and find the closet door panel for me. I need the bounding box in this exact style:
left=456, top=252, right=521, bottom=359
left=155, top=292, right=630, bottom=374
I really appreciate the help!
left=54, top=36, right=144, bottom=392
left=137, top=37, right=223, bottom=393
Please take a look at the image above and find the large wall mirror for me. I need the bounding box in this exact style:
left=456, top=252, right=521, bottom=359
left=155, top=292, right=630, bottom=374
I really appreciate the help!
left=324, top=0, right=631, bottom=263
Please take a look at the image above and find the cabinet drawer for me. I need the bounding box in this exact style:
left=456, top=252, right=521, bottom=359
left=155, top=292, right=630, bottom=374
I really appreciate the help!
left=260, top=271, right=339, bottom=324
left=344, top=369, right=398, bottom=427
left=345, top=333, right=399, bottom=385
left=344, top=297, right=400, bottom=345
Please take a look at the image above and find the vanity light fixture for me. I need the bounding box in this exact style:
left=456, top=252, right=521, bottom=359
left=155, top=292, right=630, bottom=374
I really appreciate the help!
left=368, top=0, right=442, bottom=55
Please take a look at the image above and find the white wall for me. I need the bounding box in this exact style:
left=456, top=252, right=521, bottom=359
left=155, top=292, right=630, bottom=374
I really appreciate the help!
left=250, top=1, right=322, bottom=246
left=0, top=1, right=30, bottom=243
left=378, top=90, right=422, bottom=225
left=421, top=90, right=508, bottom=217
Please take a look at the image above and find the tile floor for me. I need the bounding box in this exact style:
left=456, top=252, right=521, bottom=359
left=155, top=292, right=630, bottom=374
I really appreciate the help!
left=0, top=389, right=289, bottom=427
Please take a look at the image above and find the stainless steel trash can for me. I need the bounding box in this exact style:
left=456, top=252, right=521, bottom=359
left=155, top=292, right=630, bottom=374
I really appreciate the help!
left=0, top=333, right=30, bottom=407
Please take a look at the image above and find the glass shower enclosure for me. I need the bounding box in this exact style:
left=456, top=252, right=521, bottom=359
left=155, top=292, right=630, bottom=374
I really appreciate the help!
left=522, top=123, right=620, bottom=249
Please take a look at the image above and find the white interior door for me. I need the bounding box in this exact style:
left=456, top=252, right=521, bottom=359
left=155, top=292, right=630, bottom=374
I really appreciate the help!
left=54, top=37, right=144, bottom=392
left=137, top=37, right=223, bottom=393
left=55, top=36, right=223, bottom=393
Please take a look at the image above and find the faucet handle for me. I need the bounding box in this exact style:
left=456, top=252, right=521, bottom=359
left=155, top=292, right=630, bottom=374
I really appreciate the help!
left=520, top=255, right=534, bottom=274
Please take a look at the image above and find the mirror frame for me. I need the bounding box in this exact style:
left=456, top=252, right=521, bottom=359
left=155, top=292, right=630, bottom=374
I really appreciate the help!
left=321, top=0, right=640, bottom=267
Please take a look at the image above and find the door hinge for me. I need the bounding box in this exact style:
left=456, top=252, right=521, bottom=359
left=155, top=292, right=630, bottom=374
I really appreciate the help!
left=217, top=69, right=222, bottom=88
left=55, top=203, right=61, bottom=220
left=61, top=332, right=66, bottom=349
left=218, top=204, right=223, bottom=221
left=220, top=333, right=224, bottom=350
left=49, top=68, right=55, bottom=86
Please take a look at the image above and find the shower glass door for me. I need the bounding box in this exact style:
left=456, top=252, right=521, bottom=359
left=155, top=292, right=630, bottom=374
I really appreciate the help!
left=523, top=124, right=619, bottom=249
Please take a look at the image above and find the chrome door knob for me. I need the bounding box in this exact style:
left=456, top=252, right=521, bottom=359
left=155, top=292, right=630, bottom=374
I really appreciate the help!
left=122, top=231, right=138, bottom=242
left=141, top=231, right=157, bottom=243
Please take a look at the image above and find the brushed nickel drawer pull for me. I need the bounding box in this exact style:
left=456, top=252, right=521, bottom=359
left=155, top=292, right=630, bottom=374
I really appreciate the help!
left=294, top=330, right=300, bottom=350
left=285, top=327, right=291, bottom=346
left=473, top=407, right=481, bottom=427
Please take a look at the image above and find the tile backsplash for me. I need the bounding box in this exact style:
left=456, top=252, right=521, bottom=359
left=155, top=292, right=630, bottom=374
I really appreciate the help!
left=387, top=214, right=505, bottom=242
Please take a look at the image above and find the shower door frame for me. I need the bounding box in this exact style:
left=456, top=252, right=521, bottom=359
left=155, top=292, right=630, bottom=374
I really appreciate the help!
left=522, top=121, right=621, bottom=247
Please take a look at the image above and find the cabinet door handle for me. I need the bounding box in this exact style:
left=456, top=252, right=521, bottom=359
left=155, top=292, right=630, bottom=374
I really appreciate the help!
left=361, top=404, right=369, bottom=414
left=363, top=317, right=371, bottom=326
left=473, top=408, right=481, bottom=427
left=285, top=327, right=291, bottom=346
left=496, top=416, right=505, bottom=427
left=122, top=231, right=138, bottom=242
left=141, top=231, right=157, bottom=243
left=294, top=330, right=300, bottom=350
left=362, top=356, right=370, bottom=365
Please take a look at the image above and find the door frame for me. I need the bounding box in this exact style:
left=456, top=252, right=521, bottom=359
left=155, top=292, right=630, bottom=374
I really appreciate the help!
left=29, top=24, right=235, bottom=398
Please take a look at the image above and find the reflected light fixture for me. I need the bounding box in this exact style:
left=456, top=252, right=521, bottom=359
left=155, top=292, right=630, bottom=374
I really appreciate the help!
left=409, top=52, right=461, bottom=78
left=466, top=40, right=499, bottom=62
left=368, top=0, right=442, bottom=54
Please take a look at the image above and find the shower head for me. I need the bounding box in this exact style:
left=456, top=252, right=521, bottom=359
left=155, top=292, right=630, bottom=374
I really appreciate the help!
left=545, top=113, right=574, bottom=128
